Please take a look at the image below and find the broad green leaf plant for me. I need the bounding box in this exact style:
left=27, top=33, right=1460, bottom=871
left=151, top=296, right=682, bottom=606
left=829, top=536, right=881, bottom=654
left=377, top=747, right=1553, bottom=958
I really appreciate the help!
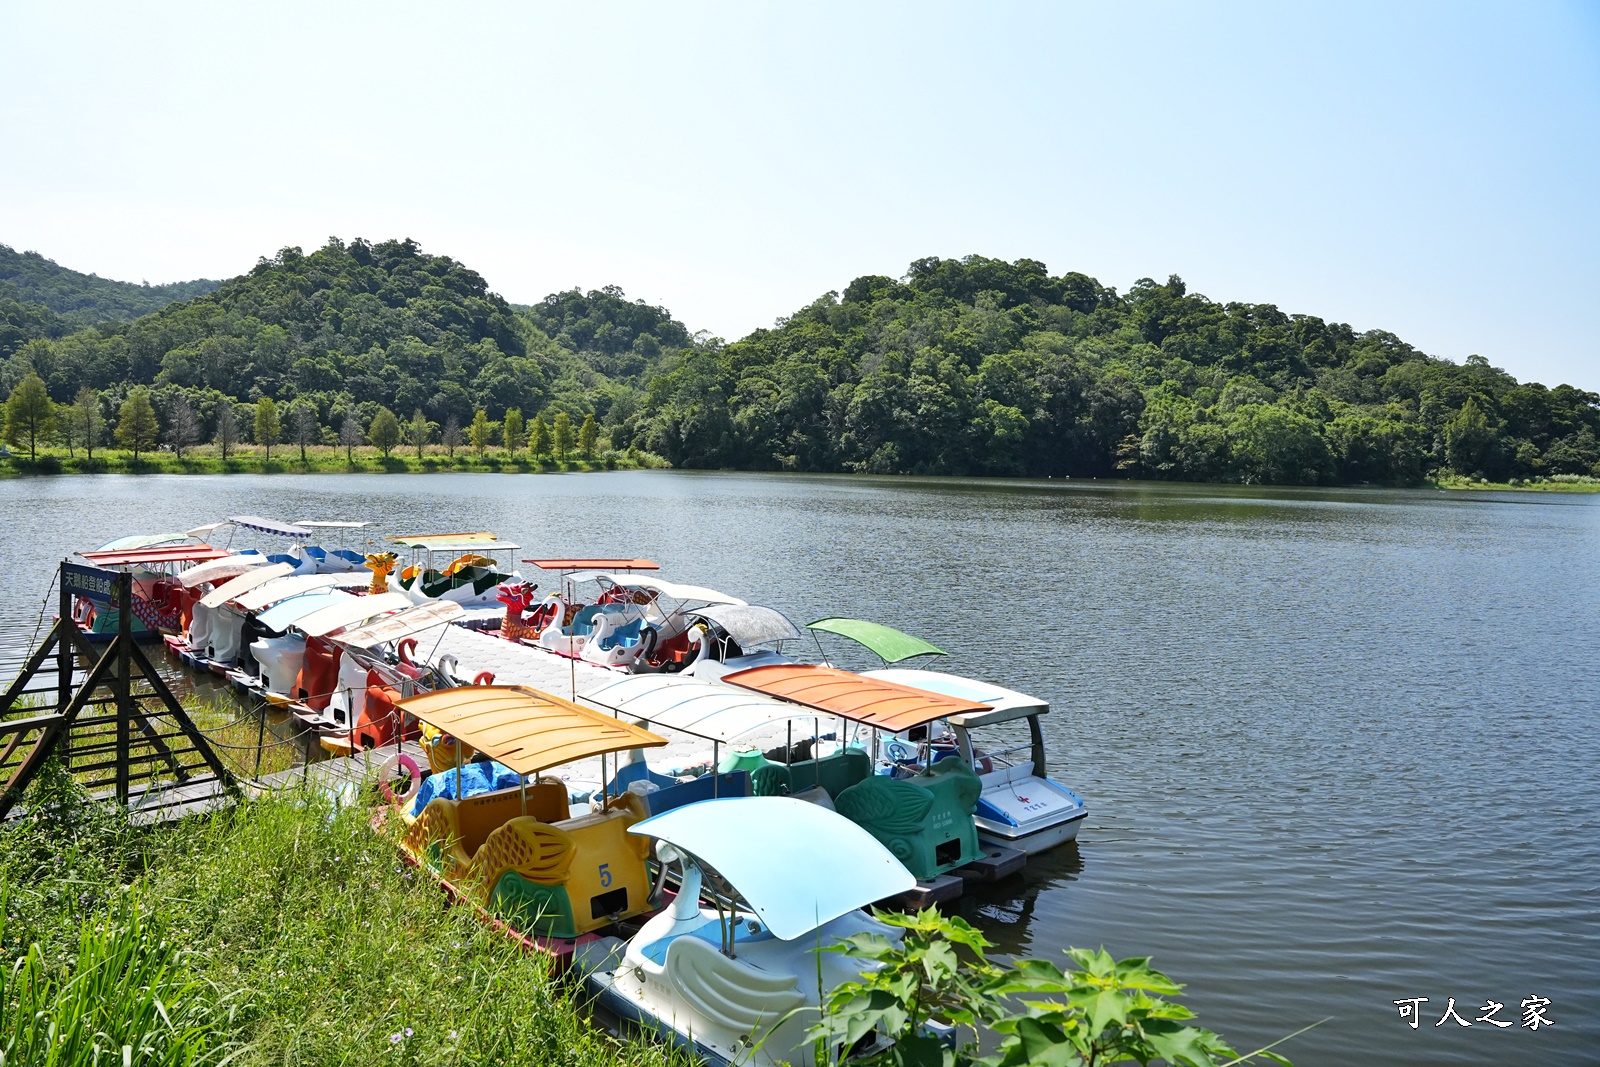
left=807, top=909, right=1309, bottom=1067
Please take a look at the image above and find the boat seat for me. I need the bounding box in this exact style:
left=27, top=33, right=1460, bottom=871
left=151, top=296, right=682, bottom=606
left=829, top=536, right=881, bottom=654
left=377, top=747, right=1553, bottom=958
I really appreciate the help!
left=834, top=757, right=982, bottom=880
left=639, top=771, right=750, bottom=815
left=784, top=748, right=873, bottom=799
left=605, top=755, right=680, bottom=796
left=466, top=793, right=651, bottom=939
left=267, top=553, right=296, bottom=566
left=293, top=637, right=341, bottom=711
left=404, top=781, right=573, bottom=880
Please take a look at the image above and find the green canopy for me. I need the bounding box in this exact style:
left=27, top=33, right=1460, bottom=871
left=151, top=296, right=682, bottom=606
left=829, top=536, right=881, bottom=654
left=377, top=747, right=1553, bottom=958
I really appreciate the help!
left=806, top=617, right=946, bottom=663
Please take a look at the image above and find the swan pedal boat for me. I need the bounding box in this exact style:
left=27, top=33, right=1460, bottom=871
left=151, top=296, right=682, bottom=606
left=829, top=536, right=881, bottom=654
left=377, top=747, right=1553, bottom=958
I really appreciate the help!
left=576, top=796, right=918, bottom=1067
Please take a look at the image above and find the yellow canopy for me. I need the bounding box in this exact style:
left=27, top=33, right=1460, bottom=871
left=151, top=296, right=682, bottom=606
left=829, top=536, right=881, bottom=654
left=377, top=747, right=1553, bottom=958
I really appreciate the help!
left=395, top=685, right=667, bottom=775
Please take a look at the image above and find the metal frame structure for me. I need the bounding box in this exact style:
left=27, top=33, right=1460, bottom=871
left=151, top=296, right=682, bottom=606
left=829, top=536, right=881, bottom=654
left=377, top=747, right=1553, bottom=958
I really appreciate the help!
left=0, top=560, right=239, bottom=819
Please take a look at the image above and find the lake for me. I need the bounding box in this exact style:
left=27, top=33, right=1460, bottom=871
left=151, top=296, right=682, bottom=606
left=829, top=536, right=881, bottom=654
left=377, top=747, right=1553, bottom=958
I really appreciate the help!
left=1, top=470, right=1595, bottom=1064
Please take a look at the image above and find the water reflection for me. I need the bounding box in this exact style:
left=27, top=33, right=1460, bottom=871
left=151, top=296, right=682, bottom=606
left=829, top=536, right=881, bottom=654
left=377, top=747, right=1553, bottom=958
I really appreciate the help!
left=2, top=471, right=1596, bottom=1066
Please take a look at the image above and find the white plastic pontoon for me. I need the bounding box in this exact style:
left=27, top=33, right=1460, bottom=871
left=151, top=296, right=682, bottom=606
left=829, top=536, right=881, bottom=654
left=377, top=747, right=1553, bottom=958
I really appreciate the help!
left=579, top=796, right=915, bottom=1067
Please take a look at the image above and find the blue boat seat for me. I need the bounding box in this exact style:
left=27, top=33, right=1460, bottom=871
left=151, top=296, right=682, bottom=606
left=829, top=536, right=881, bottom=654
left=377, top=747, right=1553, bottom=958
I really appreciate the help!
left=597, top=618, right=643, bottom=651
left=267, top=553, right=296, bottom=565
left=640, top=771, right=750, bottom=816
left=304, top=545, right=328, bottom=561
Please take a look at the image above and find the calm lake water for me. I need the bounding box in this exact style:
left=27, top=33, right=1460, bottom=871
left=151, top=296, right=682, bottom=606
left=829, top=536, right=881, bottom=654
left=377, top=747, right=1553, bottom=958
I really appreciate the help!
left=2, top=471, right=1596, bottom=1064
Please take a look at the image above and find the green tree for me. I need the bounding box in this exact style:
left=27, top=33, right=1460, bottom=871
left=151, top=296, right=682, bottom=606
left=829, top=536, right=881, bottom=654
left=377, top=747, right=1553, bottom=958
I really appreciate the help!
left=468, top=409, right=493, bottom=458
left=503, top=407, right=525, bottom=456
left=1444, top=396, right=1501, bottom=478
left=115, top=386, right=159, bottom=459
left=529, top=412, right=551, bottom=459
left=552, top=411, right=574, bottom=460
left=407, top=408, right=432, bottom=458
left=368, top=406, right=401, bottom=458
left=254, top=396, right=281, bottom=460
left=69, top=387, right=102, bottom=461
left=54, top=400, right=77, bottom=457
left=578, top=413, right=598, bottom=459
left=4, top=371, right=55, bottom=459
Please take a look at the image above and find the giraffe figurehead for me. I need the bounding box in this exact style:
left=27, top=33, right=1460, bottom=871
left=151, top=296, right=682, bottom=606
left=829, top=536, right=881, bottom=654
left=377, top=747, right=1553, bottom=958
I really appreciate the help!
left=365, top=552, right=399, bottom=595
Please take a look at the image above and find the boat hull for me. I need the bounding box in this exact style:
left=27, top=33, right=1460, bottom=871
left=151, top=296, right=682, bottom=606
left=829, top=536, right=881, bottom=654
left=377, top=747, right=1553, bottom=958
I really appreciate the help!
left=977, top=809, right=1085, bottom=855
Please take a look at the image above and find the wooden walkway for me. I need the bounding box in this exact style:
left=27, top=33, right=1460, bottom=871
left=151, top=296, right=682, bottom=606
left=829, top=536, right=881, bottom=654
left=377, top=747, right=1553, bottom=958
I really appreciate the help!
left=117, top=739, right=428, bottom=824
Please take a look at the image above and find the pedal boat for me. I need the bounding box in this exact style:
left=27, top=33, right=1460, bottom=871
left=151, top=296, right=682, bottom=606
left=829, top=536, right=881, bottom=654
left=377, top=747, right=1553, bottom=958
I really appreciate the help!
left=810, top=618, right=1090, bottom=855
left=72, top=539, right=233, bottom=643
left=865, top=668, right=1088, bottom=854
left=310, top=600, right=466, bottom=755
left=584, top=668, right=989, bottom=883
left=577, top=795, right=917, bottom=1067
left=394, top=684, right=751, bottom=958
left=386, top=531, right=523, bottom=608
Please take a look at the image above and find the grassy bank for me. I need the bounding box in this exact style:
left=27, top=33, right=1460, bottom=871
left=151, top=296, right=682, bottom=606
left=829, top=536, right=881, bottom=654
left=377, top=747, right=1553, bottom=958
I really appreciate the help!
left=1428, top=472, right=1600, bottom=492
left=0, top=443, right=671, bottom=477
left=0, top=763, right=681, bottom=1067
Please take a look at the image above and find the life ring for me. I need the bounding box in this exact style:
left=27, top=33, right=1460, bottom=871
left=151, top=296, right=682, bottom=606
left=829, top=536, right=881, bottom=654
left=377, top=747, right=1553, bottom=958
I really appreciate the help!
left=379, top=752, right=421, bottom=806
left=473, top=671, right=495, bottom=686
left=397, top=637, right=417, bottom=666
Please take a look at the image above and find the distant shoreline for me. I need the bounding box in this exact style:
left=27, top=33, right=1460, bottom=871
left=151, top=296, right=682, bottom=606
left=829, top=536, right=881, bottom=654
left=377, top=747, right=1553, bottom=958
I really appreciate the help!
left=4, top=447, right=1597, bottom=493
left=0, top=444, right=665, bottom=478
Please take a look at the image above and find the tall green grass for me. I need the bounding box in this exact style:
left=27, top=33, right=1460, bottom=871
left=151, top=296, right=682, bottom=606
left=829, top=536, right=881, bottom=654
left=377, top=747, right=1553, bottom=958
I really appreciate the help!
left=0, top=765, right=682, bottom=1067
left=0, top=891, right=244, bottom=1066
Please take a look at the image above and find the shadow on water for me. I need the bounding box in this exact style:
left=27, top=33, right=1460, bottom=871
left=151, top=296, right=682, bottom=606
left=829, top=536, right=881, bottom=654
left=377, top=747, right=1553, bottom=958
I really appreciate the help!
left=955, top=841, right=1086, bottom=956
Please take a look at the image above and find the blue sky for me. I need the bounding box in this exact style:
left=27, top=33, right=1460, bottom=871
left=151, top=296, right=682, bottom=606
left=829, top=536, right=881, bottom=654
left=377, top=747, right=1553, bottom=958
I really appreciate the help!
left=2, top=1, right=1596, bottom=388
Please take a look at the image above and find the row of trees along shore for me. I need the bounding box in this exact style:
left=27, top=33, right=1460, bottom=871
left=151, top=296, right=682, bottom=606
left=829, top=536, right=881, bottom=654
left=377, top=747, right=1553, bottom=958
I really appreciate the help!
left=1, top=373, right=602, bottom=464
left=3, top=237, right=1597, bottom=485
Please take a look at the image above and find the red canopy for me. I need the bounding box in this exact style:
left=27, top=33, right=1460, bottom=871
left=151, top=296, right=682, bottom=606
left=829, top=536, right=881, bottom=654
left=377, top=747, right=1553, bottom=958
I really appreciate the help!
left=78, top=545, right=231, bottom=567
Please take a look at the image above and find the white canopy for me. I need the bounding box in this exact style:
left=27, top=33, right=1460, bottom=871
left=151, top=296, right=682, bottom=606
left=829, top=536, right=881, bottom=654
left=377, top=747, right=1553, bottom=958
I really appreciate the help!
left=630, top=797, right=915, bottom=940
left=563, top=572, right=746, bottom=607
left=291, top=592, right=413, bottom=638
left=582, top=675, right=822, bottom=743
left=224, top=516, right=315, bottom=539
left=178, top=553, right=268, bottom=589
left=332, top=600, right=465, bottom=650
left=864, top=668, right=1050, bottom=727
left=232, top=574, right=340, bottom=612
left=199, top=562, right=297, bottom=609
left=405, top=541, right=521, bottom=556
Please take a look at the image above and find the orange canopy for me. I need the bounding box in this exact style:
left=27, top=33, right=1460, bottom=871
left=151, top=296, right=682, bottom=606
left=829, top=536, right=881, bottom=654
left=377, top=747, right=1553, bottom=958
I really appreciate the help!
left=721, top=664, right=991, bottom=732
left=395, top=685, right=666, bottom=774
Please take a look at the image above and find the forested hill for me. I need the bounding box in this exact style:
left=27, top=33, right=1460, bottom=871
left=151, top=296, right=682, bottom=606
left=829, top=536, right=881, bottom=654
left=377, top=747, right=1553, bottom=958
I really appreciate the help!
left=3, top=240, right=1595, bottom=485
left=0, top=244, right=220, bottom=325
left=636, top=258, right=1600, bottom=484
left=0, top=237, right=685, bottom=443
